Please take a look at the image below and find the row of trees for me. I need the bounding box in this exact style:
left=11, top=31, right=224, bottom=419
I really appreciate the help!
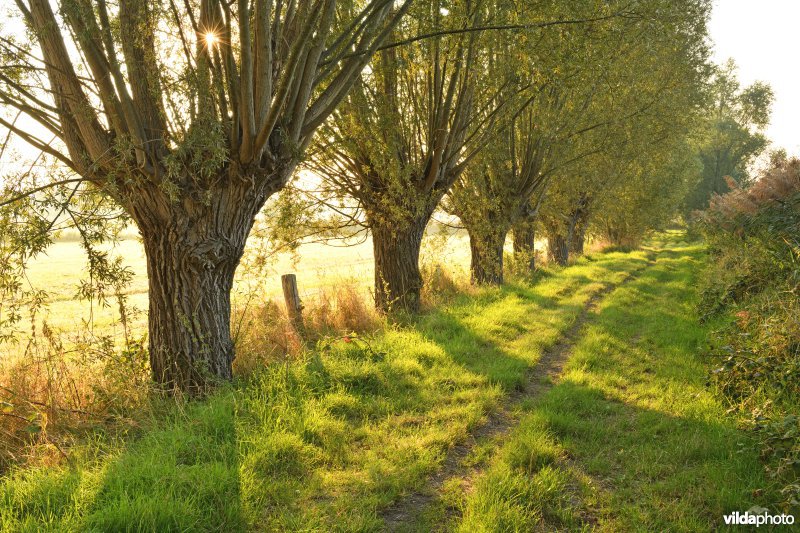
left=0, top=0, right=716, bottom=393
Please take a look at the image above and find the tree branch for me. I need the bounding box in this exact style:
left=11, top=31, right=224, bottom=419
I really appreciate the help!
left=0, top=177, right=98, bottom=209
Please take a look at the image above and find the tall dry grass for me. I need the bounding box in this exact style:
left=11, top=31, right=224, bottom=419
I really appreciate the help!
left=1, top=327, right=150, bottom=472
left=232, top=279, right=382, bottom=375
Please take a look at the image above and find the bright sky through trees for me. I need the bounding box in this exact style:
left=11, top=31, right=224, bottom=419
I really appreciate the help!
left=710, top=0, right=800, bottom=156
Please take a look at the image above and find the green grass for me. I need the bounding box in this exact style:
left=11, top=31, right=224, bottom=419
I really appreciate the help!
left=1, top=242, right=649, bottom=531
left=0, top=233, right=767, bottom=531
left=447, top=234, right=768, bottom=532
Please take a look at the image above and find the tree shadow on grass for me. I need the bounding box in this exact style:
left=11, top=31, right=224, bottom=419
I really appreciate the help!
left=440, top=382, right=762, bottom=532
left=526, top=380, right=765, bottom=532
left=228, top=320, right=528, bottom=530
left=1, top=391, right=247, bottom=532
left=0, top=248, right=661, bottom=531
left=520, top=246, right=770, bottom=530
left=415, top=288, right=585, bottom=392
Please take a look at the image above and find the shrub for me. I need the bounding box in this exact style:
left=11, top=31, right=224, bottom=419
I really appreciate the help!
left=697, top=157, right=800, bottom=511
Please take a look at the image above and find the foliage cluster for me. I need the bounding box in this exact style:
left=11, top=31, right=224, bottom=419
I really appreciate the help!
left=697, top=157, right=800, bottom=510
left=685, top=60, right=774, bottom=212
left=537, top=7, right=711, bottom=253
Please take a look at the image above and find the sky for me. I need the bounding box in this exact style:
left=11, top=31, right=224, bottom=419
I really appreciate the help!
left=709, top=0, right=800, bottom=156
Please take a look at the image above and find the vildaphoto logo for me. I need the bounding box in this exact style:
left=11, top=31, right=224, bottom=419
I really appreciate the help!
left=723, top=507, right=795, bottom=527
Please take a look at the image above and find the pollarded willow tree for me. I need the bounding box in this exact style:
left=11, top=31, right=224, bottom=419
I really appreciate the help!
left=446, top=0, right=626, bottom=283
left=543, top=130, right=692, bottom=260
left=450, top=0, right=711, bottom=277
left=308, top=0, right=496, bottom=313
left=541, top=120, right=689, bottom=263
left=0, top=0, right=410, bottom=393
left=307, top=0, right=630, bottom=310
left=446, top=90, right=563, bottom=284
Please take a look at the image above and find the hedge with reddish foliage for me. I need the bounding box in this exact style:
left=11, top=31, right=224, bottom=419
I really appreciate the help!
left=697, top=157, right=800, bottom=511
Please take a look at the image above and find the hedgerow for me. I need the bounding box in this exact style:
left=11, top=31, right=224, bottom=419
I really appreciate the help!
left=697, top=157, right=800, bottom=510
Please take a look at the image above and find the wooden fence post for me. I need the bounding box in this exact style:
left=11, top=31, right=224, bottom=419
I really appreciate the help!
left=281, top=274, right=304, bottom=335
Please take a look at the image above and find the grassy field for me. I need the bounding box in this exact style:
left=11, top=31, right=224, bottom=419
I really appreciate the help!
left=0, top=232, right=771, bottom=531
left=8, top=230, right=480, bottom=352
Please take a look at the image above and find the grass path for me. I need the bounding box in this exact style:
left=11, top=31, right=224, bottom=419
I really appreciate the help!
left=421, top=234, right=767, bottom=532
left=381, top=252, right=658, bottom=530
left=0, top=233, right=767, bottom=531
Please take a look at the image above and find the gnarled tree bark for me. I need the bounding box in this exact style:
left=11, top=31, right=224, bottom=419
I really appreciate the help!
left=128, top=171, right=287, bottom=392
left=371, top=217, right=427, bottom=314
left=467, top=226, right=508, bottom=285
left=567, top=195, right=590, bottom=256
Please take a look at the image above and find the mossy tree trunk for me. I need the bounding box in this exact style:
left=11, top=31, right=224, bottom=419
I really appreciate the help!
left=512, top=219, right=537, bottom=273
left=467, top=225, right=509, bottom=285
left=571, top=223, right=586, bottom=255
left=548, top=232, right=569, bottom=266
left=371, top=216, right=429, bottom=314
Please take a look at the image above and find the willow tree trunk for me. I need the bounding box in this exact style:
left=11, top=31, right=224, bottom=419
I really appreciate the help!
left=467, top=227, right=508, bottom=285
left=371, top=218, right=428, bottom=314
left=605, top=222, right=631, bottom=248
left=571, top=223, right=586, bottom=256
left=568, top=196, right=590, bottom=257
left=548, top=232, right=569, bottom=266
left=512, top=220, right=537, bottom=273
left=142, top=229, right=239, bottom=391
left=128, top=172, right=284, bottom=393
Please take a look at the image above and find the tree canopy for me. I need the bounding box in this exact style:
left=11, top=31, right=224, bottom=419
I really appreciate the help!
left=685, top=60, right=774, bottom=212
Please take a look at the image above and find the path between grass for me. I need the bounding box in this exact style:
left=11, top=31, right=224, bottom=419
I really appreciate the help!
left=417, top=234, right=769, bottom=532
left=381, top=253, right=658, bottom=530
left=0, top=233, right=768, bottom=532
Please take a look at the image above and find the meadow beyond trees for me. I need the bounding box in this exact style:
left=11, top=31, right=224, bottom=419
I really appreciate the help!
left=2, top=0, right=798, bottom=529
